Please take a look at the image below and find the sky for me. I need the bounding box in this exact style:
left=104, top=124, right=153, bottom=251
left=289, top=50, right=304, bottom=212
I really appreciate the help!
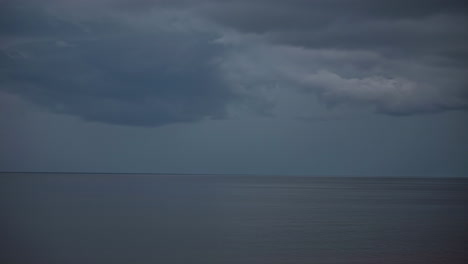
left=0, top=0, right=467, bottom=176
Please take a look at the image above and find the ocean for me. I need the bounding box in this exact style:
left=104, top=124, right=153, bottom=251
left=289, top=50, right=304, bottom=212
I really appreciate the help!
left=1, top=174, right=467, bottom=264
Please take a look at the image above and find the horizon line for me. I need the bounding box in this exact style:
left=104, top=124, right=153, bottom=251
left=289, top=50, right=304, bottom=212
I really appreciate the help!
left=0, top=171, right=466, bottom=179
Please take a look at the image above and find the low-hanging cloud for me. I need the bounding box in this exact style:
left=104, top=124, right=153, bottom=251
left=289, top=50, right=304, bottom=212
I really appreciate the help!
left=1, top=0, right=467, bottom=127
left=1, top=2, right=238, bottom=126
left=220, top=43, right=468, bottom=116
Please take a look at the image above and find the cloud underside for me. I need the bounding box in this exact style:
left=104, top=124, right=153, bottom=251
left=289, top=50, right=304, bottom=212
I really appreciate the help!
left=1, top=0, right=467, bottom=126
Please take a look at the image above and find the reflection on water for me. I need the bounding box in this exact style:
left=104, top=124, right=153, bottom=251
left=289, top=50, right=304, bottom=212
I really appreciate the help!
left=1, top=174, right=467, bottom=264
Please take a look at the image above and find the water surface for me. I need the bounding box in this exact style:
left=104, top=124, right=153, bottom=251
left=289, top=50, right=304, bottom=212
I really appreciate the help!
left=1, top=174, right=467, bottom=264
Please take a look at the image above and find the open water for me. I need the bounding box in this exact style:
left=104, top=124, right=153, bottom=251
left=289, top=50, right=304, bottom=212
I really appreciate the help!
left=1, top=174, right=467, bottom=264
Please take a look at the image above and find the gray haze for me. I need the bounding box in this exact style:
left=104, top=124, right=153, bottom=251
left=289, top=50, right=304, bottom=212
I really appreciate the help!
left=1, top=0, right=467, bottom=176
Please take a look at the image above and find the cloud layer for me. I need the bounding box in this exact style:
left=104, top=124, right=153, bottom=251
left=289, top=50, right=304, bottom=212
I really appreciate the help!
left=1, top=0, right=467, bottom=126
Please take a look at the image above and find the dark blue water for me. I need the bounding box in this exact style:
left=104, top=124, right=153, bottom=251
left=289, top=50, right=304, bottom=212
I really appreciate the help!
left=1, top=174, right=467, bottom=264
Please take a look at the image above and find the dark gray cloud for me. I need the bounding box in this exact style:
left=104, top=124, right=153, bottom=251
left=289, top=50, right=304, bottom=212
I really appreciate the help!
left=1, top=1, right=238, bottom=126
left=199, top=0, right=468, bottom=115
left=195, top=0, right=468, bottom=29
left=196, top=0, right=468, bottom=60
left=0, top=3, right=79, bottom=37
left=1, top=0, right=467, bottom=127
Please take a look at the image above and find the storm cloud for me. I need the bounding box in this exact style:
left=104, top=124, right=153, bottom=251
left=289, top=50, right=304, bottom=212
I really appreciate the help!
left=200, top=0, right=468, bottom=115
left=1, top=0, right=467, bottom=126
left=0, top=2, right=240, bottom=126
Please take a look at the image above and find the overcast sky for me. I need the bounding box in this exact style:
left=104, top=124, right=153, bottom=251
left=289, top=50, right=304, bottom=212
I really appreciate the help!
left=1, top=0, right=467, bottom=176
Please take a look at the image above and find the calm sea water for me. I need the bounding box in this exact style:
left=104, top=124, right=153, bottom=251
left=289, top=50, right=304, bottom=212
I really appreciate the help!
left=1, top=174, right=467, bottom=264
